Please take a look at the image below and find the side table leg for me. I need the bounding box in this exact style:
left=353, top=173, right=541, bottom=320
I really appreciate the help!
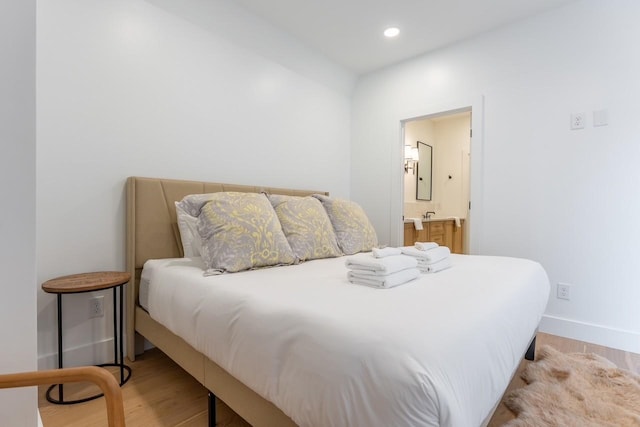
left=56, top=294, right=63, bottom=402
left=103, top=285, right=131, bottom=389
left=119, top=284, right=125, bottom=384
left=112, top=288, right=118, bottom=374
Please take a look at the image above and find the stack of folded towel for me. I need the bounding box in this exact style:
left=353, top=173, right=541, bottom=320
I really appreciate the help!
left=345, top=250, right=419, bottom=289
left=401, top=242, right=452, bottom=273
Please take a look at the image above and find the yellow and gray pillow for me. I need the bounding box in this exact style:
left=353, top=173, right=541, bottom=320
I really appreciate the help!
left=197, top=192, right=296, bottom=275
left=268, top=194, right=342, bottom=261
left=312, top=194, right=378, bottom=255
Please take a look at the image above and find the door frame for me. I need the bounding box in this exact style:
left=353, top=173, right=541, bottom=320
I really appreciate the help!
left=391, top=95, right=485, bottom=254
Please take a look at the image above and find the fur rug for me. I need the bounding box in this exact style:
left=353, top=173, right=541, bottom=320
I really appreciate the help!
left=504, top=345, right=640, bottom=426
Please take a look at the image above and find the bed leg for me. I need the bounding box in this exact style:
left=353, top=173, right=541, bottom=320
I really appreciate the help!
left=525, top=336, right=536, bottom=361
left=208, top=392, right=217, bottom=426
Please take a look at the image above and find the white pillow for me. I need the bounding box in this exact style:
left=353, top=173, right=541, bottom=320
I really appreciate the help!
left=176, top=193, right=219, bottom=217
left=175, top=202, right=202, bottom=257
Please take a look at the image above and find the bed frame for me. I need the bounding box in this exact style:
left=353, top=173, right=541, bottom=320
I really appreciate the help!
left=125, top=176, right=535, bottom=426
left=125, top=176, right=330, bottom=426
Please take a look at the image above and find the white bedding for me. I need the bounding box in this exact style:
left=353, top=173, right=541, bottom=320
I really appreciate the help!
left=141, top=254, right=549, bottom=427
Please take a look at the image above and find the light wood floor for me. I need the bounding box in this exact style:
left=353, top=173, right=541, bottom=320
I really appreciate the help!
left=39, top=332, right=640, bottom=427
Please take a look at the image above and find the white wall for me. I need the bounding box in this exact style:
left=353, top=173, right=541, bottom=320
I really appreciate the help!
left=352, top=0, right=640, bottom=352
left=0, top=1, right=38, bottom=425
left=36, top=0, right=355, bottom=367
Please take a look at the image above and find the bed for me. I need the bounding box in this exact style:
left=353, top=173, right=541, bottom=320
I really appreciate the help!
left=125, top=176, right=550, bottom=427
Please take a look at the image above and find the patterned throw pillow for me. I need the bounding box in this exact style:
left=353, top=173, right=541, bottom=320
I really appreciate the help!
left=312, top=194, right=378, bottom=255
left=267, top=194, right=342, bottom=261
left=197, top=192, right=296, bottom=275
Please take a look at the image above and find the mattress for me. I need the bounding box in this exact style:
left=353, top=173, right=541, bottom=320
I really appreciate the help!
left=140, top=254, right=549, bottom=427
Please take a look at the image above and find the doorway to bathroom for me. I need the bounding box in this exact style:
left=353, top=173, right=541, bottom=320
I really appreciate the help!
left=401, top=108, right=472, bottom=253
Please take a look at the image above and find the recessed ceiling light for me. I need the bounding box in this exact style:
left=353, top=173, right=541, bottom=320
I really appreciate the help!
left=384, top=27, right=400, bottom=38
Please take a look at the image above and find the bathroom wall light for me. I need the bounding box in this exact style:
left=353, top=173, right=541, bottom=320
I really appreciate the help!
left=404, top=145, right=419, bottom=174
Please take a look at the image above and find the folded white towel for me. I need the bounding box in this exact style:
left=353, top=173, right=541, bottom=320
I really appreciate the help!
left=414, top=241, right=439, bottom=251
left=418, top=257, right=452, bottom=273
left=372, top=247, right=402, bottom=258
left=401, top=246, right=451, bottom=263
left=348, top=268, right=420, bottom=289
left=450, top=216, right=461, bottom=228
left=346, top=267, right=409, bottom=278
left=345, top=253, right=417, bottom=275
left=404, top=218, right=423, bottom=231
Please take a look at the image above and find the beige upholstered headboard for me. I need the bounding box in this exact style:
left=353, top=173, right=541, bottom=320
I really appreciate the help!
left=125, top=176, right=329, bottom=358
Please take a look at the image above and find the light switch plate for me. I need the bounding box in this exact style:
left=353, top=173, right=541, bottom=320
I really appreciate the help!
left=593, top=109, right=608, bottom=127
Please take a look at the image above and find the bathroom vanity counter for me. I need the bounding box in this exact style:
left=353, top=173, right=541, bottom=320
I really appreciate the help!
left=403, top=218, right=465, bottom=253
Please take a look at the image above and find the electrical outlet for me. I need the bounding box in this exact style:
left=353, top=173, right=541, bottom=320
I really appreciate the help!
left=557, top=283, right=571, bottom=300
left=89, top=296, right=104, bottom=318
left=570, top=113, right=585, bottom=130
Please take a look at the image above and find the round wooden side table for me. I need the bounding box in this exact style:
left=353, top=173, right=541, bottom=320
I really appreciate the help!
left=42, top=271, right=132, bottom=404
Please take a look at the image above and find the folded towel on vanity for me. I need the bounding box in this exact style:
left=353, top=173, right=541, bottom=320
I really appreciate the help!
left=418, top=257, right=452, bottom=273
left=372, top=247, right=403, bottom=258
left=348, top=268, right=421, bottom=289
left=405, top=218, right=423, bottom=231
left=345, top=253, right=417, bottom=274
left=401, top=246, right=451, bottom=264
left=451, top=216, right=461, bottom=228
left=414, top=241, right=439, bottom=251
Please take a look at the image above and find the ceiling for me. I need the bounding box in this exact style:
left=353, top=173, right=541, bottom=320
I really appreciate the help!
left=234, top=0, right=577, bottom=74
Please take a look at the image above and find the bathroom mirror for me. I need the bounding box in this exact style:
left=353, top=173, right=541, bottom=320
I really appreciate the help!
left=416, top=141, right=432, bottom=201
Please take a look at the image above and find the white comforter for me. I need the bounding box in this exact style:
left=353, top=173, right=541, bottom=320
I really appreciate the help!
left=142, top=254, right=549, bottom=427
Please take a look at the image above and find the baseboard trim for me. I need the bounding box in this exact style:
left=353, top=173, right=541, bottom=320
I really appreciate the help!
left=37, top=338, right=115, bottom=370
left=540, top=314, right=640, bottom=354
